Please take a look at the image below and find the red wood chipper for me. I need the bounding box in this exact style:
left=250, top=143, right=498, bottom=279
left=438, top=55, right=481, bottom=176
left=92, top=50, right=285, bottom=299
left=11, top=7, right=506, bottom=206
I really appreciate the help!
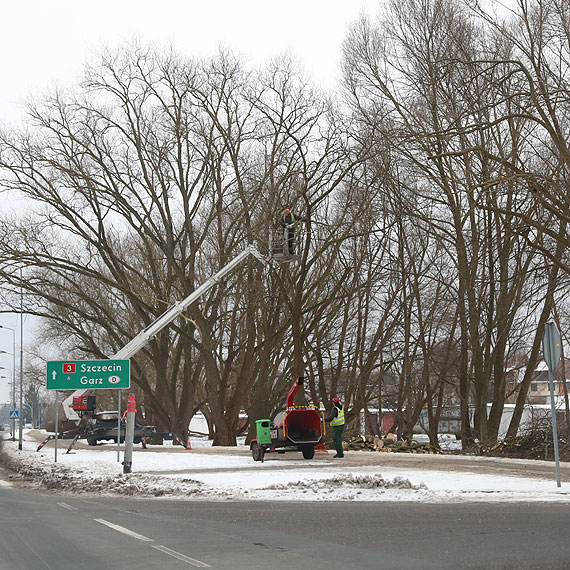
left=250, top=377, right=325, bottom=462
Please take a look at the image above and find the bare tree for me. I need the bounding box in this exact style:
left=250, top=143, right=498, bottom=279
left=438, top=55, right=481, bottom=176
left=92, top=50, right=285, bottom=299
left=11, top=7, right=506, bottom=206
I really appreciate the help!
left=341, top=0, right=554, bottom=445
left=0, top=45, right=259, bottom=440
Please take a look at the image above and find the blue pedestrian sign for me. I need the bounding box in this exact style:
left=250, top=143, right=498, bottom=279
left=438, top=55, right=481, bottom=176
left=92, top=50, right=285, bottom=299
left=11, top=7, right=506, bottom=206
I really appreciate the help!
left=9, top=410, right=19, bottom=419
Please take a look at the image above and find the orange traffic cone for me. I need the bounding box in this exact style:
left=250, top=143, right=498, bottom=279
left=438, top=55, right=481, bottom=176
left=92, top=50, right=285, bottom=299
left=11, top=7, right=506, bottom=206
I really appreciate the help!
left=186, top=435, right=192, bottom=450
left=315, top=443, right=328, bottom=455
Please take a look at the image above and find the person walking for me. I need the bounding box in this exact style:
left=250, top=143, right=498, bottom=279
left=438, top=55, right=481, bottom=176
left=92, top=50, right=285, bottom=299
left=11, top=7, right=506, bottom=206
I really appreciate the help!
left=325, top=397, right=345, bottom=458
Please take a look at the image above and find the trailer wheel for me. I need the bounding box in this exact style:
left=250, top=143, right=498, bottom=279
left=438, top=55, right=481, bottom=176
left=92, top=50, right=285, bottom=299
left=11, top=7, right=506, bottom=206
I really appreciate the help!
left=301, top=445, right=315, bottom=459
left=252, top=443, right=263, bottom=462
left=87, top=437, right=98, bottom=446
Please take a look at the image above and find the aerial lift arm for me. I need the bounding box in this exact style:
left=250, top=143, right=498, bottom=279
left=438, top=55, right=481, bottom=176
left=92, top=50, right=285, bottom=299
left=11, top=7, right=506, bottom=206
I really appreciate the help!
left=61, top=245, right=269, bottom=423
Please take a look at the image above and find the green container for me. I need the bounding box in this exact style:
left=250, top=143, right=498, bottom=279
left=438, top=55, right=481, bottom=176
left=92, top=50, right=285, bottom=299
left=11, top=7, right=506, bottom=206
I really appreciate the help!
left=256, top=419, right=272, bottom=445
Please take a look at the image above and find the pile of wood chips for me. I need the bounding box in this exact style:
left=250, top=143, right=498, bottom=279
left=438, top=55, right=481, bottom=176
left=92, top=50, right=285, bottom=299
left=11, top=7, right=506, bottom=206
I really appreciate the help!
left=345, top=433, right=442, bottom=454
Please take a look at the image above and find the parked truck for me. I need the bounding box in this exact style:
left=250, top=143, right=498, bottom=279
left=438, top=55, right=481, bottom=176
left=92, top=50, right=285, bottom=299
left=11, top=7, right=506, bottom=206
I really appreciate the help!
left=85, top=410, right=158, bottom=446
left=36, top=394, right=179, bottom=451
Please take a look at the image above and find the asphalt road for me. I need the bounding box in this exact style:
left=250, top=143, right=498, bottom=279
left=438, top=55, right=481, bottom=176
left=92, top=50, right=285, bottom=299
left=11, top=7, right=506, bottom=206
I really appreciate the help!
left=1, top=463, right=570, bottom=570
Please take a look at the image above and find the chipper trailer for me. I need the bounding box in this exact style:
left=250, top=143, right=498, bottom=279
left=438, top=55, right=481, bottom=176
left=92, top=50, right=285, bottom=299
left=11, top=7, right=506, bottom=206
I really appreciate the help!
left=250, top=377, right=325, bottom=462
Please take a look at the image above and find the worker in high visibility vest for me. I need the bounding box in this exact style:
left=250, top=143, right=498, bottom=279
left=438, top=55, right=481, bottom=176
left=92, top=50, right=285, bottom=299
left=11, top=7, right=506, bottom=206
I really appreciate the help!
left=325, top=397, right=345, bottom=458
left=280, top=208, right=305, bottom=254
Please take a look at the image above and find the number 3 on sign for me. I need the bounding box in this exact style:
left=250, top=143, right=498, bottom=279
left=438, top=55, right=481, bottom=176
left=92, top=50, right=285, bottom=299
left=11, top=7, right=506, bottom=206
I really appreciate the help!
left=63, top=363, right=76, bottom=373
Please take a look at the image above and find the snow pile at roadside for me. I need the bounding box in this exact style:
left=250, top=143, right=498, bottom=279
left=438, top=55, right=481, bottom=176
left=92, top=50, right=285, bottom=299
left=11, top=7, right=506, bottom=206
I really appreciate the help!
left=2, top=430, right=570, bottom=502
left=1, top=437, right=231, bottom=499
left=256, top=473, right=429, bottom=502
left=4, top=438, right=431, bottom=501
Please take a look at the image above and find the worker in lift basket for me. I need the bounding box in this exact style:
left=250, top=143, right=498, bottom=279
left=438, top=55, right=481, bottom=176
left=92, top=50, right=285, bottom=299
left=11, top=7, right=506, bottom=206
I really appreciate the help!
left=280, top=208, right=305, bottom=254
left=325, top=397, right=345, bottom=458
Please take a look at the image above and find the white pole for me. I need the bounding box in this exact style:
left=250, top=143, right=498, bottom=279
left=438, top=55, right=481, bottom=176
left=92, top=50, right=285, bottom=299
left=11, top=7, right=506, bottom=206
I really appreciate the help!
left=123, top=393, right=136, bottom=473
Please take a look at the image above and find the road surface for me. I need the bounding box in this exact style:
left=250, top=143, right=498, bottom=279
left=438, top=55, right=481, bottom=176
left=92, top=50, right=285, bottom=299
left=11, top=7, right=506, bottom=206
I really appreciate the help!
left=1, top=462, right=569, bottom=570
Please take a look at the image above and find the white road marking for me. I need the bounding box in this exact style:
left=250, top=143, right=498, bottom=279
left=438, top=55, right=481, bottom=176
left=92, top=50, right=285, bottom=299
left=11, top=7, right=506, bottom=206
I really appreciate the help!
left=57, top=502, right=78, bottom=511
left=152, top=545, right=211, bottom=567
left=94, top=518, right=154, bottom=542
left=94, top=519, right=211, bottom=566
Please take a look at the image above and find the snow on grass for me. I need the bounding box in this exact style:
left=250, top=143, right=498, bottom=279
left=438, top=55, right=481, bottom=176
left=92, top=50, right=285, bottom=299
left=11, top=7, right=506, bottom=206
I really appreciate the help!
left=1, top=430, right=569, bottom=503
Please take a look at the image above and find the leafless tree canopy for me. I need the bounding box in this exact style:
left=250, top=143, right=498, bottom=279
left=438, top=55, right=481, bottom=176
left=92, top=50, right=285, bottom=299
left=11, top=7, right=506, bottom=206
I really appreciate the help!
left=2, top=1, right=570, bottom=446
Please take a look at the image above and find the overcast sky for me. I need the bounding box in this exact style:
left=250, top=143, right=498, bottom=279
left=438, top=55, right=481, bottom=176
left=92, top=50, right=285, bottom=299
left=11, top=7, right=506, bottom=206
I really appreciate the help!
left=0, top=0, right=382, bottom=405
left=1, top=0, right=382, bottom=124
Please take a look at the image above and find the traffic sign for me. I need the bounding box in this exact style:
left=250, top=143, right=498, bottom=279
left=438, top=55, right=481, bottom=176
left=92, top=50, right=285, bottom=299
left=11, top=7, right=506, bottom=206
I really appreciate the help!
left=9, top=410, right=18, bottom=419
left=46, top=359, right=130, bottom=390
left=541, top=321, right=563, bottom=487
left=543, top=322, right=562, bottom=372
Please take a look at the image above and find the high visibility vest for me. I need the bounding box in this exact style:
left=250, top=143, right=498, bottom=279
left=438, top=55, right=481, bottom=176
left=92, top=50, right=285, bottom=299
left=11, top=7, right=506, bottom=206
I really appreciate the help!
left=283, top=213, right=296, bottom=226
left=330, top=405, right=345, bottom=426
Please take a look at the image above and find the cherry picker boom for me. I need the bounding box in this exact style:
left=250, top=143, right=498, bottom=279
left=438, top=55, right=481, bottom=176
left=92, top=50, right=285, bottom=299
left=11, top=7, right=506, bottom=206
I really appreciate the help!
left=60, top=244, right=270, bottom=426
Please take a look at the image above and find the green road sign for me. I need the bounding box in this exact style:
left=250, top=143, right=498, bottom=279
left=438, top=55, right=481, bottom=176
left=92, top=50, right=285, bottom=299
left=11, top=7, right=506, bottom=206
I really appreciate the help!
left=46, top=359, right=130, bottom=390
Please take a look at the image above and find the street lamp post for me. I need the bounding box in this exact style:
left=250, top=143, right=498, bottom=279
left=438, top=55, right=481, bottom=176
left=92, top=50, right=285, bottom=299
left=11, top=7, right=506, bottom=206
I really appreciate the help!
left=18, top=273, right=24, bottom=451
left=18, top=308, right=23, bottom=450
left=0, top=373, right=11, bottom=433
left=0, top=327, right=16, bottom=441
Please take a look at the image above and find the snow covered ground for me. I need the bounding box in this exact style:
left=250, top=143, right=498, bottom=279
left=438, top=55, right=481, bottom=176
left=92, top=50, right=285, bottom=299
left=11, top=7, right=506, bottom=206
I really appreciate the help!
left=2, top=430, right=570, bottom=503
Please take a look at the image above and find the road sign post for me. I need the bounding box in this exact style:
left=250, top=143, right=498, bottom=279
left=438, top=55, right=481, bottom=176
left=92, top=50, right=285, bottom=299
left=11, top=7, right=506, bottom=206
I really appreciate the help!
left=542, top=322, right=562, bottom=488
left=46, top=359, right=130, bottom=390
left=55, top=390, right=59, bottom=463
left=117, top=390, right=121, bottom=463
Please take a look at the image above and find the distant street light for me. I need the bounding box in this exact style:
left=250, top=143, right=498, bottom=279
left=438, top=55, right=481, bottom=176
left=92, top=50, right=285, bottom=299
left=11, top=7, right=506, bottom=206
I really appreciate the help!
left=0, top=375, right=8, bottom=408
left=0, top=328, right=16, bottom=441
